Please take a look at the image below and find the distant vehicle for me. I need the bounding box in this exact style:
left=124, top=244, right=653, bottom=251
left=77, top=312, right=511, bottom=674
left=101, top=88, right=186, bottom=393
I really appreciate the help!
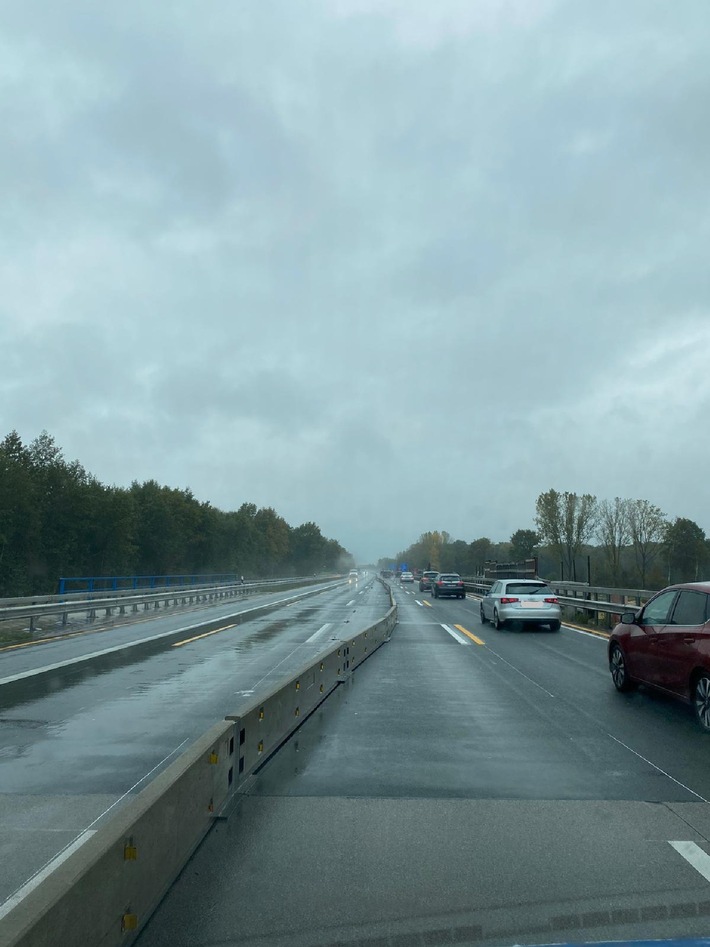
left=480, top=579, right=560, bottom=631
left=399, top=571, right=414, bottom=583
left=608, top=581, right=710, bottom=731
left=432, top=573, right=465, bottom=599
left=348, top=570, right=359, bottom=584
left=419, top=570, right=438, bottom=592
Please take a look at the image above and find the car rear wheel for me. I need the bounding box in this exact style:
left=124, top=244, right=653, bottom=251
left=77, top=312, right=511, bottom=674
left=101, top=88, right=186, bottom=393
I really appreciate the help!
left=493, top=609, right=504, bottom=631
left=480, top=605, right=487, bottom=624
left=549, top=620, right=561, bottom=631
left=610, top=644, right=635, bottom=692
left=693, top=674, right=710, bottom=732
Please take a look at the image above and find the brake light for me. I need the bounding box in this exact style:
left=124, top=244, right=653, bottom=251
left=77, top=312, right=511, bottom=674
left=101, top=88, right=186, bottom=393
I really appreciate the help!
left=544, top=597, right=558, bottom=604
left=500, top=597, right=519, bottom=604
left=457, top=581, right=464, bottom=586
left=437, top=580, right=443, bottom=586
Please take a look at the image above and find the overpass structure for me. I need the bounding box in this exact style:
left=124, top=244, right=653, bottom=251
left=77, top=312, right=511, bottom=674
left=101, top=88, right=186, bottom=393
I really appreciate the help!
left=2, top=575, right=710, bottom=946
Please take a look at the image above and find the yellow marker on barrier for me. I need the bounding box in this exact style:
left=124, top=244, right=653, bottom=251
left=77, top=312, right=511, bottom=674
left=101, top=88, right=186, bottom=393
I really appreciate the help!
left=124, top=841, right=137, bottom=861
left=209, top=752, right=219, bottom=764
left=122, top=914, right=138, bottom=932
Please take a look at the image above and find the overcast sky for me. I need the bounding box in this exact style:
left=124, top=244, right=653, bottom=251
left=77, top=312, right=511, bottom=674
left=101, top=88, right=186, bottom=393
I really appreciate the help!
left=3, top=0, right=710, bottom=563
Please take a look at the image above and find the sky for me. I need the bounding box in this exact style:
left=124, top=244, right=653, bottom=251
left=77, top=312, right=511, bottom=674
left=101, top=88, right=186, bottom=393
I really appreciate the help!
left=2, top=0, right=710, bottom=564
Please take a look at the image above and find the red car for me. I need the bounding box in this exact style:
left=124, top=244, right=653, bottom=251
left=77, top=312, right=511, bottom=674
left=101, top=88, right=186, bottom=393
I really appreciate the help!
left=609, top=581, right=710, bottom=731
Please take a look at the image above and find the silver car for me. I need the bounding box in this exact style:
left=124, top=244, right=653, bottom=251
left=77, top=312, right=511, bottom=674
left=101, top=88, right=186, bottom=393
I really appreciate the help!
left=480, top=579, right=561, bottom=631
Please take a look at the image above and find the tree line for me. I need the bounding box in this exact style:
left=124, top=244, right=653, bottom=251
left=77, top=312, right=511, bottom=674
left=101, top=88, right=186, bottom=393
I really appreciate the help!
left=0, top=431, right=354, bottom=596
left=380, top=489, right=709, bottom=590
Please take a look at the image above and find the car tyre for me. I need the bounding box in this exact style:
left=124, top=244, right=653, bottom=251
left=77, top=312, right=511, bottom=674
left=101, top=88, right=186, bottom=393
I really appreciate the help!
left=493, top=609, right=504, bottom=631
left=693, top=674, right=710, bottom=732
left=480, top=605, right=488, bottom=624
left=609, top=644, right=635, bottom=693
left=549, top=620, right=561, bottom=632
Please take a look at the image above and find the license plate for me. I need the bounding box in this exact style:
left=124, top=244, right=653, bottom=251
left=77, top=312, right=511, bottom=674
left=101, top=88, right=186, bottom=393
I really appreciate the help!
left=521, top=600, right=543, bottom=608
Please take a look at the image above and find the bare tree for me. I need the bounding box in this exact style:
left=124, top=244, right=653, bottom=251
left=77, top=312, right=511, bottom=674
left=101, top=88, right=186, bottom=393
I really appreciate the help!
left=535, top=489, right=598, bottom=579
left=596, top=498, right=631, bottom=583
left=628, top=499, right=666, bottom=588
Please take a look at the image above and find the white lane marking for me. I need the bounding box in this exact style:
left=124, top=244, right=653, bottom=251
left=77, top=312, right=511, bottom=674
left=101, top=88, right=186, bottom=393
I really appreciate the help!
left=305, top=623, right=333, bottom=644
left=346, top=600, right=355, bottom=607
left=484, top=645, right=555, bottom=698
left=415, top=600, right=424, bottom=608
left=0, top=829, right=98, bottom=919
left=670, top=842, right=710, bottom=884
left=440, top=624, right=470, bottom=646
left=0, top=586, right=341, bottom=687
left=607, top=734, right=708, bottom=802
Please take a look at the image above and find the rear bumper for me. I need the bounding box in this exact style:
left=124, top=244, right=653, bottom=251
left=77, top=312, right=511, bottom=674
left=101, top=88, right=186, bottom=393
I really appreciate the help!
left=499, top=606, right=561, bottom=623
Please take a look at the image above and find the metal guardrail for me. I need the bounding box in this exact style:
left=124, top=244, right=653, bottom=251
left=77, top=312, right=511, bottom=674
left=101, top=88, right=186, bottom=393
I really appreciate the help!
left=0, top=576, right=341, bottom=633
left=462, top=577, right=654, bottom=628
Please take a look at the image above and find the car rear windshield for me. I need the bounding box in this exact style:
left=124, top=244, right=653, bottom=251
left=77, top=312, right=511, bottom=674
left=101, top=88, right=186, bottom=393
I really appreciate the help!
left=505, top=583, right=548, bottom=595
left=440, top=574, right=460, bottom=580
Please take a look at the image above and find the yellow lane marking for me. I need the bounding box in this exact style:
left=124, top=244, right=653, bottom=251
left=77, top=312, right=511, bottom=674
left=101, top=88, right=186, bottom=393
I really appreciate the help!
left=422, top=600, right=432, bottom=608
left=454, top=624, right=485, bottom=645
left=172, top=623, right=237, bottom=648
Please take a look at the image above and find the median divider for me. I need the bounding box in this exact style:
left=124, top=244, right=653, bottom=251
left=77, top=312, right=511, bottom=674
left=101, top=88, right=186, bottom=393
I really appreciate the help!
left=229, top=603, right=397, bottom=785
left=0, top=598, right=398, bottom=947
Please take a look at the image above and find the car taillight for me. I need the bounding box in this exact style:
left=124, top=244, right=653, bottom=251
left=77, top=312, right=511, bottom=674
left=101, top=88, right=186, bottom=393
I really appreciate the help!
left=500, top=597, right=519, bottom=604
left=544, top=597, right=558, bottom=604
left=437, top=580, right=443, bottom=586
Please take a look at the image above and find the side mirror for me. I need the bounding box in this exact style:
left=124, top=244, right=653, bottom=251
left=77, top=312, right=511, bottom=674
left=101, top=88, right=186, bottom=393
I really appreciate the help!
left=621, top=612, right=637, bottom=625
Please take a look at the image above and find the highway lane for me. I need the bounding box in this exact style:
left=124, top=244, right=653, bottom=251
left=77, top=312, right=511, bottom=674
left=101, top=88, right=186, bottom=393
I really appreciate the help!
left=0, top=575, right=389, bottom=912
left=139, top=581, right=710, bottom=947
left=0, top=578, right=343, bottom=682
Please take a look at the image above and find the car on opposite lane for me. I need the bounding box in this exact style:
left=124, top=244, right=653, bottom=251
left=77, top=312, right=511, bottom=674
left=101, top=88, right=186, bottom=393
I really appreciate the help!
left=431, top=573, right=466, bottom=599
left=480, top=579, right=561, bottom=631
left=608, top=581, right=710, bottom=732
left=418, top=570, right=438, bottom=592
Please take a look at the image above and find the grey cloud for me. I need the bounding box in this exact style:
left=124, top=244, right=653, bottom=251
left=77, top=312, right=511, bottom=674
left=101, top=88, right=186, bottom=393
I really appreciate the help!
left=3, top=0, right=710, bottom=561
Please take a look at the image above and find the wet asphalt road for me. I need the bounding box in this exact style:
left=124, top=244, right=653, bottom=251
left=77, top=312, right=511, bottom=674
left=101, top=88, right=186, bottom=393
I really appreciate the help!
left=0, top=576, right=389, bottom=909
left=139, top=582, right=710, bottom=947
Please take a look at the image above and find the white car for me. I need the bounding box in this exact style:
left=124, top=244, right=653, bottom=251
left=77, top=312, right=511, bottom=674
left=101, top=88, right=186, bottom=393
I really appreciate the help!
left=399, top=572, right=414, bottom=583
left=348, top=570, right=359, bottom=584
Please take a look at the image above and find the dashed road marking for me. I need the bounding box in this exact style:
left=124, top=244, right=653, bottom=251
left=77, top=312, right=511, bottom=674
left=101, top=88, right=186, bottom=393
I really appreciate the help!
left=440, top=624, right=471, bottom=646
left=670, top=842, right=710, bottom=884
left=454, top=624, right=484, bottom=645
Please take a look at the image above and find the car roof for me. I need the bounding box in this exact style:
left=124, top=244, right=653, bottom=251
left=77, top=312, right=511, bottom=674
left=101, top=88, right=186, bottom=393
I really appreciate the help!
left=662, top=581, right=710, bottom=593
left=501, top=578, right=547, bottom=584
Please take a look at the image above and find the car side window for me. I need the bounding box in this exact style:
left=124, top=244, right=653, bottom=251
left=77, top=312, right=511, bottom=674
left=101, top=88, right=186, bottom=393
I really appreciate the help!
left=640, top=590, right=678, bottom=625
left=669, top=591, right=709, bottom=626
left=489, top=582, right=499, bottom=595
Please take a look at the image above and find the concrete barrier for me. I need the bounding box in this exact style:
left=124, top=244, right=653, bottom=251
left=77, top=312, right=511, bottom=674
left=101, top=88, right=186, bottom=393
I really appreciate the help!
left=0, top=600, right=397, bottom=947
left=0, top=720, right=235, bottom=947
left=228, top=605, right=397, bottom=784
